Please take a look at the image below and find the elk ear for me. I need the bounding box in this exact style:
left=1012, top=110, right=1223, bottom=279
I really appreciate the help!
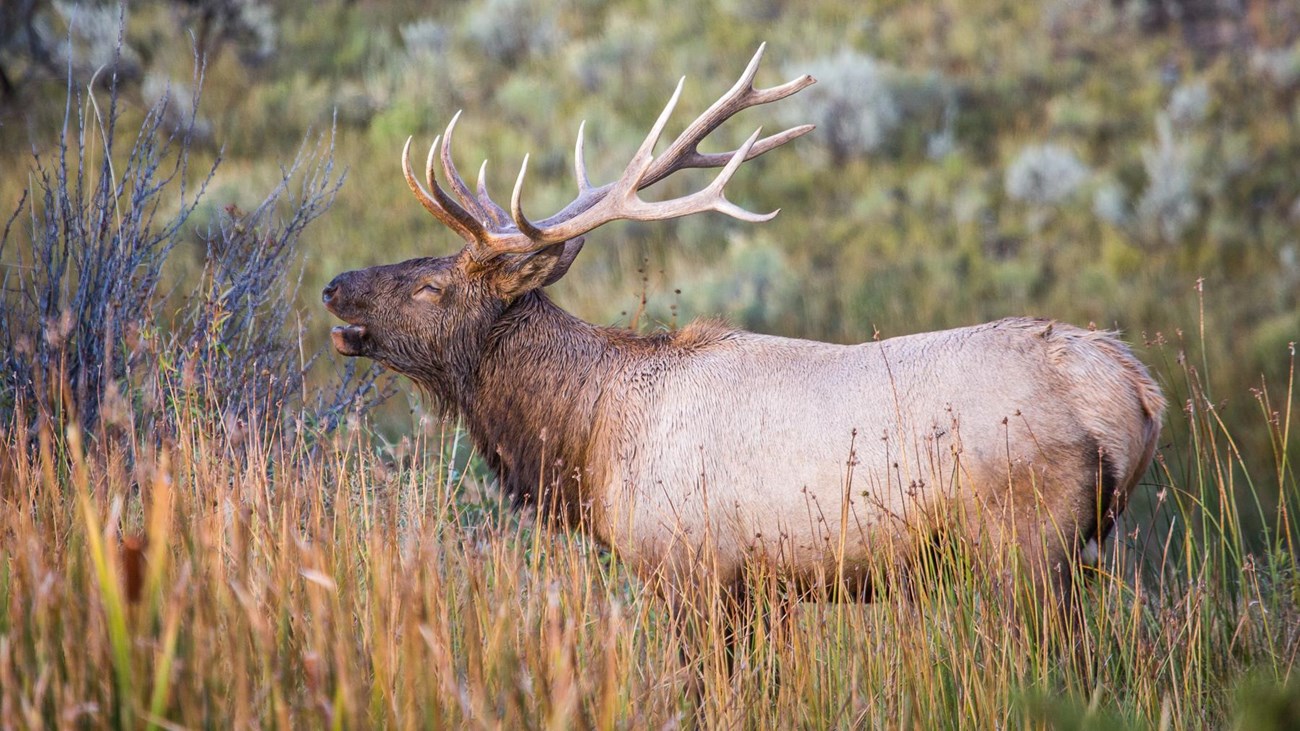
left=540, top=237, right=585, bottom=286
left=495, top=237, right=585, bottom=297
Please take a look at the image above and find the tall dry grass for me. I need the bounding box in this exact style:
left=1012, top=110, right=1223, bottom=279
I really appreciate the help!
left=0, top=328, right=1297, bottom=729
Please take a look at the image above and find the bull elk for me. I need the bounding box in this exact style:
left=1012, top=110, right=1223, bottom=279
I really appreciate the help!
left=324, top=45, right=1164, bottom=645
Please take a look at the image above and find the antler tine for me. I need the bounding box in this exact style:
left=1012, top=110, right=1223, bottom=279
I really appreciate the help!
left=440, top=111, right=490, bottom=222
left=512, top=77, right=683, bottom=238
left=531, top=119, right=620, bottom=228
left=403, top=137, right=441, bottom=217
left=505, top=108, right=633, bottom=243
left=521, top=125, right=773, bottom=246
left=424, top=137, right=490, bottom=243
left=574, top=120, right=592, bottom=193
left=684, top=123, right=816, bottom=169
left=509, top=154, right=546, bottom=240
left=641, top=43, right=816, bottom=188
left=522, top=78, right=682, bottom=234
left=617, top=77, right=685, bottom=195
left=403, top=137, right=478, bottom=244
left=475, top=160, right=512, bottom=229
left=698, top=126, right=779, bottom=222
left=757, top=71, right=819, bottom=104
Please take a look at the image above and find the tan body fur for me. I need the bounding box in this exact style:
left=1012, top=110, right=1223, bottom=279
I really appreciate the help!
left=470, top=294, right=1164, bottom=597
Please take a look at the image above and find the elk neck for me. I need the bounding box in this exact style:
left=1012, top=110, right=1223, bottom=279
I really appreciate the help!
left=457, top=289, right=737, bottom=526
left=457, top=290, right=627, bottom=524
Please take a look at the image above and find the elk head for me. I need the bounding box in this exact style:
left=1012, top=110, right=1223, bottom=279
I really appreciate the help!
left=323, top=44, right=814, bottom=404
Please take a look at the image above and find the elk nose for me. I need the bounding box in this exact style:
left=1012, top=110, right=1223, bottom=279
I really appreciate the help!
left=322, top=275, right=344, bottom=305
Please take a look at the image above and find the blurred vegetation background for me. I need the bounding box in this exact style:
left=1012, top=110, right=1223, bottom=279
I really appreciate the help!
left=2, top=0, right=1298, bottom=445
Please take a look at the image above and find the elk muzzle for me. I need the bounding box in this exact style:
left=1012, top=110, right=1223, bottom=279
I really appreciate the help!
left=330, top=324, right=368, bottom=356
left=323, top=273, right=370, bottom=357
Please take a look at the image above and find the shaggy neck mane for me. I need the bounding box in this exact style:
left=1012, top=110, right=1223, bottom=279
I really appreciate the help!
left=457, top=290, right=731, bottom=526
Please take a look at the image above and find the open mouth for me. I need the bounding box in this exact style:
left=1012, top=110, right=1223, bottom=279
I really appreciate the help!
left=331, top=324, right=370, bottom=357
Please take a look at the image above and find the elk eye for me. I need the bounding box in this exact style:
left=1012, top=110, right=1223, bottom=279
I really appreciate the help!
left=416, top=283, right=441, bottom=297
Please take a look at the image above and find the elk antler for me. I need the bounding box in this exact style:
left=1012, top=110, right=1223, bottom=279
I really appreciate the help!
left=402, top=43, right=815, bottom=259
